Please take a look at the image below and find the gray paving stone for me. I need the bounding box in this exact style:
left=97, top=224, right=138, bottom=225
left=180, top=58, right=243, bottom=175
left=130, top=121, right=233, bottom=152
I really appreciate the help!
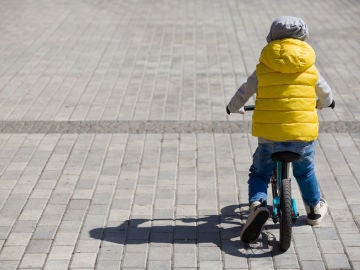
left=70, top=252, right=97, bottom=269
left=43, top=259, right=70, bottom=270
left=54, top=232, right=79, bottom=246
left=0, top=245, right=26, bottom=261
left=5, top=232, right=32, bottom=247
left=345, top=246, right=360, bottom=263
left=318, top=239, right=344, bottom=254
left=198, top=246, right=222, bottom=261
left=300, top=261, right=326, bottom=270
left=96, top=260, right=122, bottom=270
left=339, top=233, right=360, bottom=247
left=292, top=233, right=323, bottom=261
left=0, top=260, right=19, bottom=270
left=19, top=253, right=47, bottom=269
left=26, top=239, right=52, bottom=254
left=148, top=245, right=172, bottom=261
left=147, top=260, right=172, bottom=270
left=199, top=260, right=224, bottom=270
left=323, top=253, right=351, bottom=270
left=32, top=225, right=57, bottom=240
left=122, top=251, right=147, bottom=269
left=173, top=244, right=197, bottom=268
left=47, top=245, right=73, bottom=261
left=0, top=226, right=11, bottom=239
left=96, top=245, right=123, bottom=261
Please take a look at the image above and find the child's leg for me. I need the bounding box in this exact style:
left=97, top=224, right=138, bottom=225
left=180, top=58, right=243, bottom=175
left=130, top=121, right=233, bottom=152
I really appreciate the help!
left=292, top=141, right=327, bottom=226
left=291, top=141, right=320, bottom=206
left=241, top=143, right=274, bottom=243
left=248, top=143, right=276, bottom=204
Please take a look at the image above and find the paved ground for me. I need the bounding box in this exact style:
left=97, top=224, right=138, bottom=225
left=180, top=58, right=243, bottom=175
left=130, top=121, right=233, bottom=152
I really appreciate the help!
left=0, top=0, right=359, bottom=269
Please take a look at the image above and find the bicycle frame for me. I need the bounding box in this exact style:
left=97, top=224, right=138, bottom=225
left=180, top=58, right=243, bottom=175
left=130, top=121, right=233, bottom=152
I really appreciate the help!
left=241, top=104, right=333, bottom=250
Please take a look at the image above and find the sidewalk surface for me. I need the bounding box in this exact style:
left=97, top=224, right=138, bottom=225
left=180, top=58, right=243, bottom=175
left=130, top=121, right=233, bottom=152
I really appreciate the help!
left=0, top=0, right=359, bottom=269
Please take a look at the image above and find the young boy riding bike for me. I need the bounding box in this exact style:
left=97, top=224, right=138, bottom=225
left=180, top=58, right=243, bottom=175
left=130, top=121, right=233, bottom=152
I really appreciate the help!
left=226, top=16, right=335, bottom=244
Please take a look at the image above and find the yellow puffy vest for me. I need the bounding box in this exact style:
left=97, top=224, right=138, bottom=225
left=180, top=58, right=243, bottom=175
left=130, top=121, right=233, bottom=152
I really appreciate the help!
left=253, top=38, right=319, bottom=142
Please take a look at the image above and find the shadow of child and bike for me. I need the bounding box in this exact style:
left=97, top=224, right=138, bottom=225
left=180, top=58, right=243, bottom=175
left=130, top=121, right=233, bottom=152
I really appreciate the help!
left=89, top=204, right=308, bottom=257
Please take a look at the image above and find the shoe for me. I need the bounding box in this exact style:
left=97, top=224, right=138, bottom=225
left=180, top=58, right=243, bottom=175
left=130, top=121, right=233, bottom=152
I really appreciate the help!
left=306, top=198, right=328, bottom=226
left=240, top=200, right=270, bottom=243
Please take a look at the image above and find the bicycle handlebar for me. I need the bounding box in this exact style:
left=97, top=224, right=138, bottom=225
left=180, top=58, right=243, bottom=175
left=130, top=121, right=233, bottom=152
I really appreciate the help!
left=243, top=101, right=335, bottom=112
left=244, top=105, right=255, bottom=111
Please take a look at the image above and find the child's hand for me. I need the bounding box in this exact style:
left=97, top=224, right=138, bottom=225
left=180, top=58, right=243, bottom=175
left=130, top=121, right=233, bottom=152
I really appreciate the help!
left=316, top=100, right=335, bottom=110
left=226, top=106, right=247, bottom=114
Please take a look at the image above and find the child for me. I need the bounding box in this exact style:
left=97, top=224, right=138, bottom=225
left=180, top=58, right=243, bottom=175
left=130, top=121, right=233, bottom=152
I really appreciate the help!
left=226, top=16, right=335, bottom=244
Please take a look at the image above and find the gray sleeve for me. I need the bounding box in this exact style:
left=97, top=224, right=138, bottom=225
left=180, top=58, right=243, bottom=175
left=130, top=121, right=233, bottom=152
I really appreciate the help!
left=315, top=73, right=334, bottom=108
left=227, top=71, right=258, bottom=113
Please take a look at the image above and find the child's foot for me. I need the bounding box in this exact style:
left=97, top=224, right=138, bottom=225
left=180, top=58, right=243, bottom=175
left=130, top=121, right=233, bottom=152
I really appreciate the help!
left=240, top=200, right=270, bottom=244
left=306, top=198, right=328, bottom=226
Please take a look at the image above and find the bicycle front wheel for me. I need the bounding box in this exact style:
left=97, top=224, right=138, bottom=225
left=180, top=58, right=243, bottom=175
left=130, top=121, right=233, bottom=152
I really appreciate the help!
left=280, top=178, right=292, bottom=251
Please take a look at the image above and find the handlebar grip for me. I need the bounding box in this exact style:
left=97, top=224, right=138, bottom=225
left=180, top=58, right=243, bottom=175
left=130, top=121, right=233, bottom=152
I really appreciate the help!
left=244, top=105, right=255, bottom=111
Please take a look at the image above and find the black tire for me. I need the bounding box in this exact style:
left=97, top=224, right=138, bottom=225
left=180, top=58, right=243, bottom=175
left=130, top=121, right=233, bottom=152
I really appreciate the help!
left=279, top=178, right=292, bottom=251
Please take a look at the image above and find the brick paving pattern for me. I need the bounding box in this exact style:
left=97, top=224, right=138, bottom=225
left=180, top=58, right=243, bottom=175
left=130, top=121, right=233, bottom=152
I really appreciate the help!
left=0, top=0, right=359, bottom=269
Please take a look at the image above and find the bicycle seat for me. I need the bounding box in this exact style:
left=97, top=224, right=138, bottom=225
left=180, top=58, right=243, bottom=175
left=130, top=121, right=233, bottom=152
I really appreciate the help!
left=271, top=151, right=300, bottom=162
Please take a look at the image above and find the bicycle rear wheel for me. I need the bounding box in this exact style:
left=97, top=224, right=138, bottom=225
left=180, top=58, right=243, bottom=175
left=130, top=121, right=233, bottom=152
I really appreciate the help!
left=280, top=178, right=292, bottom=251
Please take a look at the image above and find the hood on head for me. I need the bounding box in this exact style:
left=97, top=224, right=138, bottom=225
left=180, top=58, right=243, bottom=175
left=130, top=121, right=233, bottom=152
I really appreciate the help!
left=267, top=16, right=309, bottom=43
left=259, top=39, right=316, bottom=74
